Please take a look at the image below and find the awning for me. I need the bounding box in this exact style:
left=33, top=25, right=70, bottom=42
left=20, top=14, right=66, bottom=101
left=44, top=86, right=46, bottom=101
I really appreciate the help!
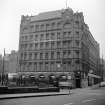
left=88, top=73, right=101, bottom=79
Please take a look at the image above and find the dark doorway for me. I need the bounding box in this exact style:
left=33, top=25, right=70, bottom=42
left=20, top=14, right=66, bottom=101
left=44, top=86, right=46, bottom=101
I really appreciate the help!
left=76, top=78, right=81, bottom=88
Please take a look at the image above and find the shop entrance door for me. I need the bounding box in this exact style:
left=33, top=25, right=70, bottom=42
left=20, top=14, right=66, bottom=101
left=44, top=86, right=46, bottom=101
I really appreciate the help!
left=76, top=78, right=81, bottom=88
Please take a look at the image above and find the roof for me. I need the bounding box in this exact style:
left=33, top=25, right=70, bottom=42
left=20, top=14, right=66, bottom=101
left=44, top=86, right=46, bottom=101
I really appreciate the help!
left=31, top=8, right=73, bottom=22
left=31, top=10, right=62, bottom=22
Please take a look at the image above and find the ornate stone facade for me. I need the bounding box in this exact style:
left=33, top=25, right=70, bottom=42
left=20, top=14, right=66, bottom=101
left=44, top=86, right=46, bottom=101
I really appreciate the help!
left=19, top=8, right=100, bottom=88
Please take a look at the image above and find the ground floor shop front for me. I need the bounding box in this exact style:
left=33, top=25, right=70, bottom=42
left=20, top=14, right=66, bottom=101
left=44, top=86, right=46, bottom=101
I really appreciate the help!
left=17, top=71, right=100, bottom=88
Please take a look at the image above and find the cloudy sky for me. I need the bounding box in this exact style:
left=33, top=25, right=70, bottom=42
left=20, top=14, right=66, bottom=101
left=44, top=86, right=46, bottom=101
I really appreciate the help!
left=0, top=0, right=105, bottom=58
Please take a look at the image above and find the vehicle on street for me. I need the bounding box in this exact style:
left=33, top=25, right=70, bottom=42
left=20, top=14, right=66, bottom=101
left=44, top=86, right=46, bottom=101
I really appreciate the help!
left=99, top=81, right=105, bottom=87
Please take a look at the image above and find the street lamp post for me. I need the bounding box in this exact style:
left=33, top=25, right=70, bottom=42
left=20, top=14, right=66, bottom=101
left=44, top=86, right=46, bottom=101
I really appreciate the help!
left=2, top=55, right=4, bottom=85
left=2, top=48, right=5, bottom=86
left=68, top=75, right=71, bottom=95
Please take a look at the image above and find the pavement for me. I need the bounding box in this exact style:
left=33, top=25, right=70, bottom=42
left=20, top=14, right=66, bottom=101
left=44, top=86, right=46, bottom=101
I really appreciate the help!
left=0, top=84, right=100, bottom=100
left=0, top=91, right=69, bottom=100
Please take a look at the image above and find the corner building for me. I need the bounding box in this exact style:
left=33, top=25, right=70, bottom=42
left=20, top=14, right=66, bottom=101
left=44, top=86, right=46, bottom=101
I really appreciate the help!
left=19, top=8, right=100, bottom=88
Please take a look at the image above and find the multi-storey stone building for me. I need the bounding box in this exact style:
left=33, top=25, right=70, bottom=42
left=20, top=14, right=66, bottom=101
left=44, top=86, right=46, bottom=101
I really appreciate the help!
left=19, top=8, right=100, bottom=88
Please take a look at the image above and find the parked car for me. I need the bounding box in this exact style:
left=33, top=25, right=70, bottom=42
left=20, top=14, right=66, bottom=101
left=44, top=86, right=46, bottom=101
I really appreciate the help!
left=99, top=81, right=105, bottom=87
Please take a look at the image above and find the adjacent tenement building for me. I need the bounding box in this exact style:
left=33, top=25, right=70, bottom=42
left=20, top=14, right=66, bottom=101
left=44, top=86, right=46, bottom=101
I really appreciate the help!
left=2, top=50, right=18, bottom=73
left=19, top=8, right=100, bottom=88
left=0, top=55, right=3, bottom=74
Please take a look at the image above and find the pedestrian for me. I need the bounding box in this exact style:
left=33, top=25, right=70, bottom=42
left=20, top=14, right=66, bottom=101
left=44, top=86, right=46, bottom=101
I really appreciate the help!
left=68, top=86, right=71, bottom=95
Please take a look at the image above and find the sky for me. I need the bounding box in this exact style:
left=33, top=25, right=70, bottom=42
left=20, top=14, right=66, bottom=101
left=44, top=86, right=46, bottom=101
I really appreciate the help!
left=0, top=0, right=105, bottom=58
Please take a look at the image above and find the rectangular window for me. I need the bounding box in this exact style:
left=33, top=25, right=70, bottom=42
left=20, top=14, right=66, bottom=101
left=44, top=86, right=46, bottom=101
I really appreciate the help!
left=51, top=22, right=55, bottom=28
left=25, top=44, right=27, bottom=49
left=68, top=40, right=71, bottom=47
left=57, top=52, right=60, bottom=59
left=23, top=27, right=27, bottom=32
left=45, top=53, right=49, bottom=59
left=57, top=32, right=61, bottom=39
left=63, top=41, right=67, bottom=47
left=35, top=35, right=38, bottom=41
left=51, top=52, right=54, bottom=59
left=30, top=25, right=34, bottom=32
left=51, top=41, right=55, bottom=48
left=68, top=31, right=71, bottom=36
left=35, top=25, right=39, bottom=31
left=29, top=53, right=32, bottom=60
left=34, top=63, right=37, bottom=71
left=30, top=35, right=33, bottom=40
left=34, top=53, right=38, bottom=59
left=45, top=62, right=49, bottom=71
left=63, top=32, right=67, bottom=38
left=51, top=33, right=55, bottom=40
left=57, top=41, right=61, bottom=48
left=40, top=24, right=44, bottom=30
left=35, top=43, right=38, bottom=49
left=57, top=22, right=61, bottom=28
left=45, top=42, right=49, bottom=48
left=24, top=53, right=27, bottom=60
left=39, top=62, right=43, bottom=71
left=75, top=59, right=80, bottom=64
left=29, top=43, right=33, bottom=49
left=20, top=44, right=23, bottom=50
left=40, top=42, right=44, bottom=49
left=25, top=36, right=28, bottom=40
left=46, top=24, right=49, bottom=29
left=76, top=31, right=79, bottom=37
left=75, top=21, right=79, bottom=25
left=63, top=51, right=67, bottom=58
left=50, top=62, right=54, bottom=71
left=21, top=53, right=23, bottom=59
left=40, top=53, right=43, bottom=59
left=40, top=34, right=44, bottom=40
left=21, top=36, right=24, bottom=41
left=46, top=33, right=49, bottom=40
left=75, top=40, right=79, bottom=46
left=75, top=50, right=79, bottom=56
left=68, top=50, right=71, bottom=56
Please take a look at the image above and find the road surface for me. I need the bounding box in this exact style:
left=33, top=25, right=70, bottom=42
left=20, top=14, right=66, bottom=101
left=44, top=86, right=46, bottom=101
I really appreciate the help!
left=0, top=87, right=105, bottom=105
